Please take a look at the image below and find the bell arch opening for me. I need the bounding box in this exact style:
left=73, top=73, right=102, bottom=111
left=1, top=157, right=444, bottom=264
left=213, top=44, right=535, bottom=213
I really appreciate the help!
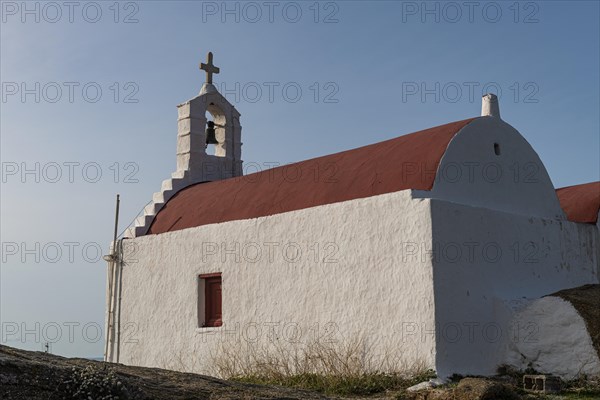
left=205, top=102, right=227, bottom=157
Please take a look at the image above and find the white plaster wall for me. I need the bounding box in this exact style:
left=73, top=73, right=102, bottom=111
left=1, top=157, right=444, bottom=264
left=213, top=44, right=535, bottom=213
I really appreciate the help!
left=430, top=200, right=599, bottom=378
left=506, top=296, right=600, bottom=378
left=113, top=190, right=437, bottom=376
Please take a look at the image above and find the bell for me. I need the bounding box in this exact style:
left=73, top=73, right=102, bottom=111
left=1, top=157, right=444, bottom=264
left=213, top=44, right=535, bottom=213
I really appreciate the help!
left=205, top=121, right=218, bottom=145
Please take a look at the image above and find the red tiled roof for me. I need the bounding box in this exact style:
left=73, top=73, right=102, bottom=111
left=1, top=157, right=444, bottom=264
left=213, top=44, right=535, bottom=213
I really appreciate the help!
left=147, top=118, right=476, bottom=235
left=556, top=182, right=600, bottom=224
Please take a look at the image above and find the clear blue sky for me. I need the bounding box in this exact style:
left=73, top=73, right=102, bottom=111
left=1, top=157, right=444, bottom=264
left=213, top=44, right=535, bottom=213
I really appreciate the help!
left=1, top=1, right=599, bottom=357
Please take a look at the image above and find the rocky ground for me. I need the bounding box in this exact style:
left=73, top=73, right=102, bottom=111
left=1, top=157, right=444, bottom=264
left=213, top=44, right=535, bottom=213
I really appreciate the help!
left=0, top=345, right=328, bottom=400
left=1, top=345, right=598, bottom=400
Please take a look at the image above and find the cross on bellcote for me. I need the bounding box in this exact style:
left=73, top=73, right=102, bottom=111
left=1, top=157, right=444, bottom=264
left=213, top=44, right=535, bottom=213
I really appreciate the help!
left=200, top=52, right=220, bottom=84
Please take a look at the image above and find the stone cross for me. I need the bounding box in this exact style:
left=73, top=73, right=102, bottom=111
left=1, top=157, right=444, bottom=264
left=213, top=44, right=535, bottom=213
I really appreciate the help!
left=199, top=52, right=220, bottom=84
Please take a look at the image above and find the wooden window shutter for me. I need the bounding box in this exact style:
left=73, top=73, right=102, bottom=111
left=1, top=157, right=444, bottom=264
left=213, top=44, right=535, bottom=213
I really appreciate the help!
left=201, top=274, right=222, bottom=327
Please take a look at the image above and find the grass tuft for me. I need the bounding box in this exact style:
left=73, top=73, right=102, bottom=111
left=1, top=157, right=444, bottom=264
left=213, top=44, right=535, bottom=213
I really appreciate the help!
left=211, top=336, right=435, bottom=395
left=233, top=370, right=436, bottom=396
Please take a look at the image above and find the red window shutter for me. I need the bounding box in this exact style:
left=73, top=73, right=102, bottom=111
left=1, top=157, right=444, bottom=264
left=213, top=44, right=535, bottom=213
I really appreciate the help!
left=204, top=276, right=222, bottom=327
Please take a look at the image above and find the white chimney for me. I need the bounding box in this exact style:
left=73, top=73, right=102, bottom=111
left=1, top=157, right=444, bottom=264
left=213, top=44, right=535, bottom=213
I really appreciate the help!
left=481, top=93, right=500, bottom=118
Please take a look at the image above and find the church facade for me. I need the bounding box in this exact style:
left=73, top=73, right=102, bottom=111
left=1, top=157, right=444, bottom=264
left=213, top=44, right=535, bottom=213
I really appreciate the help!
left=104, top=55, right=600, bottom=379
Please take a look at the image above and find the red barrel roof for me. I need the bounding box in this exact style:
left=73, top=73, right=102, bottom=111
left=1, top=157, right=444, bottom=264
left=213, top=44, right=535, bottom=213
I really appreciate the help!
left=556, top=182, right=600, bottom=224
left=148, top=118, right=476, bottom=235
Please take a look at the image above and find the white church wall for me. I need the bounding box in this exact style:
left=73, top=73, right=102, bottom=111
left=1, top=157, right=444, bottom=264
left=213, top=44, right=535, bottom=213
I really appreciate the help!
left=506, top=296, right=600, bottom=378
left=114, top=189, right=437, bottom=376
left=430, top=199, right=599, bottom=378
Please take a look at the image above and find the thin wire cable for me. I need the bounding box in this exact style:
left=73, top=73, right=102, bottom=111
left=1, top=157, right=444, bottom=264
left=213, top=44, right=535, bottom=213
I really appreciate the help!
left=117, top=200, right=152, bottom=239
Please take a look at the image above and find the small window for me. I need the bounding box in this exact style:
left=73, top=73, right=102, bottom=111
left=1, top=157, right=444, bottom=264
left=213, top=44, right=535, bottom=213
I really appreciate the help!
left=494, top=142, right=501, bottom=156
left=199, top=273, right=222, bottom=327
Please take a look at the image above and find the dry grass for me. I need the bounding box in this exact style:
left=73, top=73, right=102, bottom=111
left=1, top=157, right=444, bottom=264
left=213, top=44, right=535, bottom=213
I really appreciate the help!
left=210, top=336, right=435, bottom=396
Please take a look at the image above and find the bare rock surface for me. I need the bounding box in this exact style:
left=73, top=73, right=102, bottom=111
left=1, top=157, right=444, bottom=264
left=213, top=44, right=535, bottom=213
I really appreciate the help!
left=0, top=345, right=329, bottom=400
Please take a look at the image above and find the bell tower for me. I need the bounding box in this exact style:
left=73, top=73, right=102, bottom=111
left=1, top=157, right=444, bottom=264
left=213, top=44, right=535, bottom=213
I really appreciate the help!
left=177, top=51, right=243, bottom=181
left=124, top=52, right=243, bottom=238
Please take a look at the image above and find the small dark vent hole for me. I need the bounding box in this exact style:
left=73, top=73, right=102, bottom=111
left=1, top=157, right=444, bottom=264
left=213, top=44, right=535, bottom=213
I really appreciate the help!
left=494, top=143, right=501, bottom=156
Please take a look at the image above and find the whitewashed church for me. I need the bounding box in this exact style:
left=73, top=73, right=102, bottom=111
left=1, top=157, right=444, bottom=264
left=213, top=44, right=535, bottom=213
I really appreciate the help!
left=105, top=53, right=600, bottom=380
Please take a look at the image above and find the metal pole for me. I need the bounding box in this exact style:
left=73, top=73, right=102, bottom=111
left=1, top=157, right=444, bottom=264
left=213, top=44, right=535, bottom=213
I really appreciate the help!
left=113, top=194, right=120, bottom=248
left=112, top=194, right=121, bottom=362
left=104, top=194, right=120, bottom=362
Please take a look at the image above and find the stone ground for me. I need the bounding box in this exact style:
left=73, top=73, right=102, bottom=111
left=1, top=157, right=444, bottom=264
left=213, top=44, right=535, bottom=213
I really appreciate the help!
left=1, top=345, right=598, bottom=400
left=0, top=345, right=328, bottom=400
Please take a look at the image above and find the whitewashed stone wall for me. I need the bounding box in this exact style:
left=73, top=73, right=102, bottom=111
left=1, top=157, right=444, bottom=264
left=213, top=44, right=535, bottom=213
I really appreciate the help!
left=114, top=190, right=437, bottom=375
left=430, top=200, right=599, bottom=378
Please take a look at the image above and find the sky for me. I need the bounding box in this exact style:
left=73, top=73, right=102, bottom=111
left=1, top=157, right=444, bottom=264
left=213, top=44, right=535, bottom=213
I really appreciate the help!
left=0, top=1, right=599, bottom=358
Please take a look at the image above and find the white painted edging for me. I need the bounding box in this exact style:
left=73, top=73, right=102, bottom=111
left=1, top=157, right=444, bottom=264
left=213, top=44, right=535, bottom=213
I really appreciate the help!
left=506, top=296, right=600, bottom=379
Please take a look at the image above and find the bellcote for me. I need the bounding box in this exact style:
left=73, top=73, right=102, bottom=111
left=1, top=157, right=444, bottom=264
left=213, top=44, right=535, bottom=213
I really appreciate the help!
left=124, top=52, right=243, bottom=238
left=176, top=52, right=243, bottom=182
